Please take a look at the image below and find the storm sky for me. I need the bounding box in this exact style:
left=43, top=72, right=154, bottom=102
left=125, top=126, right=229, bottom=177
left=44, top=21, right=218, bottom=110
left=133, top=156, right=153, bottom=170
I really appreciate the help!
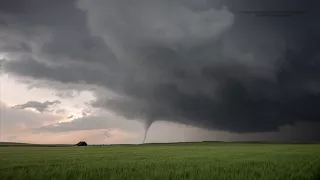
left=0, top=0, right=320, bottom=144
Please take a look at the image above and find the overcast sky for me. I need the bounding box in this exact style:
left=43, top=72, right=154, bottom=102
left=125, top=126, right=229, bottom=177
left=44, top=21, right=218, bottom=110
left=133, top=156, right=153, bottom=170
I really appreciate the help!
left=0, top=0, right=319, bottom=144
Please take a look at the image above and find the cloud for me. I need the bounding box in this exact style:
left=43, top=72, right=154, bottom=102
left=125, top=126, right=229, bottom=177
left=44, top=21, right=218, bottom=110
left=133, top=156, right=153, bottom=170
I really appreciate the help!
left=55, top=109, right=67, bottom=115
left=12, top=100, right=61, bottom=113
left=53, top=90, right=80, bottom=99
left=146, top=121, right=320, bottom=143
left=0, top=102, right=140, bottom=144
left=34, top=112, right=143, bottom=133
left=2, top=101, right=319, bottom=144
left=1, top=0, right=320, bottom=141
left=0, top=102, right=60, bottom=133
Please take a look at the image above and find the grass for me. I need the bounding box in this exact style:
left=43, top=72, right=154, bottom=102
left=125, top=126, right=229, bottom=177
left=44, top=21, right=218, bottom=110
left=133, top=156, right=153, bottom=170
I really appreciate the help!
left=0, top=143, right=319, bottom=180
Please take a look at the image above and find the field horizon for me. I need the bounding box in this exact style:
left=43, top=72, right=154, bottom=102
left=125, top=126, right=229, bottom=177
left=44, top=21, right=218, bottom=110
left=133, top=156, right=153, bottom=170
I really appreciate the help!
left=1, top=140, right=319, bottom=147
left=1, top=142, right=319, bottom=180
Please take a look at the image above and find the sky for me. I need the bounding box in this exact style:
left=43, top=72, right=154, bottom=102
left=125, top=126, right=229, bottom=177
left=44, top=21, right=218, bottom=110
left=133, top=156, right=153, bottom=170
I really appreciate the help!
left=0, top=0, right=320, bottom=144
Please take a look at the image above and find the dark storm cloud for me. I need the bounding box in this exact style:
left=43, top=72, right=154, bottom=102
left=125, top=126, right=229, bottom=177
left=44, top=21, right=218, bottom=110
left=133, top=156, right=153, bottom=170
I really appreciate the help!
left=12, top=100, right=61, bottom=113
left=1, top=0, right=320, bottom=137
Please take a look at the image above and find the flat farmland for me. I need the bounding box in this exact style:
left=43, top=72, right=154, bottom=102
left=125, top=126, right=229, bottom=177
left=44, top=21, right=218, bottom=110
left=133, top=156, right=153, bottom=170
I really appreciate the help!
left=0, top=143, right=319, bottom=180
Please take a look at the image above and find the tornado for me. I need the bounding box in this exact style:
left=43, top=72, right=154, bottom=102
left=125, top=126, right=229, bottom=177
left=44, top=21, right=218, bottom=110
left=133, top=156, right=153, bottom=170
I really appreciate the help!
left=142, top=119, right=153, bottom=143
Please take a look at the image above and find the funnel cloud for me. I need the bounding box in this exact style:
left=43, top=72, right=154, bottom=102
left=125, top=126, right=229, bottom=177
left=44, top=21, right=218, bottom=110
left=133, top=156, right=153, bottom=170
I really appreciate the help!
left=1, top=0, right=320, bottom=141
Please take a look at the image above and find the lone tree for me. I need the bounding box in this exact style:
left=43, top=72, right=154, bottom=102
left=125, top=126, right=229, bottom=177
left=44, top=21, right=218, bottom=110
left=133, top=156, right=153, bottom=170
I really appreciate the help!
left=76, top=141, right=87, bottom=146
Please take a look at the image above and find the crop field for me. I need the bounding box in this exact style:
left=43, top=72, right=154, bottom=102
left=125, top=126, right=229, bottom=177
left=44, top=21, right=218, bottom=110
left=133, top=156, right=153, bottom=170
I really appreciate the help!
left=0, top=142, right=319, bottom=180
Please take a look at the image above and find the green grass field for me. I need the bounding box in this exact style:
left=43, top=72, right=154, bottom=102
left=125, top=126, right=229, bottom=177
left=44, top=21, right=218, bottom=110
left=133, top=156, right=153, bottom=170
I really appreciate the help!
left=0, top=143, right=319, bottom=180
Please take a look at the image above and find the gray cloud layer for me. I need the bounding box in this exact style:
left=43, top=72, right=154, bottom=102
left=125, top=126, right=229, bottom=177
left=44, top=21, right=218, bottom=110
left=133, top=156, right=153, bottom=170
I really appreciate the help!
left=34, top=114, right=142, bottom=133
left=12, top=100, right=61, bottom=113
left=1, top=0, right=320, bottom=139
